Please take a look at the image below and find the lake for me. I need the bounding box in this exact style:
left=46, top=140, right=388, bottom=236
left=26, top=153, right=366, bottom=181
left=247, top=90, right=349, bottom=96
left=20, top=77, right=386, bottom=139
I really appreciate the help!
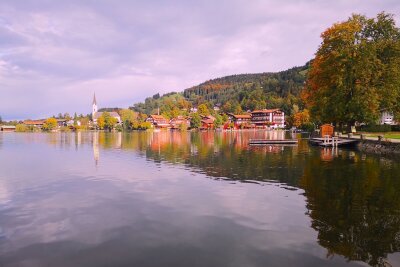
left=0, top=131, right=399, bottom=267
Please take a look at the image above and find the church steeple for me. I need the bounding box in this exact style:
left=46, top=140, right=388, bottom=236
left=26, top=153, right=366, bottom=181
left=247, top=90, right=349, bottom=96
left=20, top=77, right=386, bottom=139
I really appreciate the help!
left=92, top=92, right=98, bottom=115
left=93, top=92, right=97, bottom=105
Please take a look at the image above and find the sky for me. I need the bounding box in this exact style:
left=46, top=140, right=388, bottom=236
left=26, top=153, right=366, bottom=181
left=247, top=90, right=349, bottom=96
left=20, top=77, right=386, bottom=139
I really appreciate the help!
left=0, top=0, right=399, bottom=120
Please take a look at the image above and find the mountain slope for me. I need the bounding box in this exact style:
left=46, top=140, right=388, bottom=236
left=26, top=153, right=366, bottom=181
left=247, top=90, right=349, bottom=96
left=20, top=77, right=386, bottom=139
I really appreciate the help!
left=131, top=62, right=310, bottom=115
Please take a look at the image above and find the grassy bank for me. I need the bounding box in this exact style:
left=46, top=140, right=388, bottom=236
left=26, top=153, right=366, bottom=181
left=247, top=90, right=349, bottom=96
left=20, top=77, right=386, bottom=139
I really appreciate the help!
left=365, top=132, right=400, bottom=140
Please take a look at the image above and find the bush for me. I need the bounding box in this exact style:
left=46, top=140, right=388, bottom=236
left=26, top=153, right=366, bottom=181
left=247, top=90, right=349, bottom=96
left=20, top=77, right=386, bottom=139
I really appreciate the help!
left=301, top=123, right=315, bottom=132
left=60, top=126, right=71, bottom=132
left=15, top=124, right=28, bottom=132
left=391, top=125, right=400, bottom=131
left=359, top=124, right=392, bottom=132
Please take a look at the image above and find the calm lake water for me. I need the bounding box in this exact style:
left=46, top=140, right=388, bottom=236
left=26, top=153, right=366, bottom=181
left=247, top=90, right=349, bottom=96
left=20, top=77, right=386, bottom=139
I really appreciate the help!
left=0, top=131, right=399, bottom=267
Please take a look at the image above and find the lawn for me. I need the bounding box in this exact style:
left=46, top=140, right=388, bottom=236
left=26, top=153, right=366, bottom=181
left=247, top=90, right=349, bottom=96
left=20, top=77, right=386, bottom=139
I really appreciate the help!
left=365, top=132, right=400, bottom=140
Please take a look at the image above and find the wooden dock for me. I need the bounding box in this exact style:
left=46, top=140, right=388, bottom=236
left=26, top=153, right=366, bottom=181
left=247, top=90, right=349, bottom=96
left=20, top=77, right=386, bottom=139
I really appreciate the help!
left=309, top=136, right=359, bottom=147
left=249, top=139, right=298, bottom=145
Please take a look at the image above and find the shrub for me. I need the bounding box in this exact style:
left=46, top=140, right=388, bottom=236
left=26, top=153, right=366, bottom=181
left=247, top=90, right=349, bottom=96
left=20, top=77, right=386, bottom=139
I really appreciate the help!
left=359, top=124, right=392, bottom=132
left=61, top=126, right=72, bottom=132
left=391, top=125, right=400, bottom=131
left=15, top=124, right=28, bottom=132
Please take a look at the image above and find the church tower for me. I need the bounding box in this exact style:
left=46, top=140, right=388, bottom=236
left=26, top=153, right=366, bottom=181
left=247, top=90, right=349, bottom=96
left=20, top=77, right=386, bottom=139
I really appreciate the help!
left=92, top=93, right=98, bottom=115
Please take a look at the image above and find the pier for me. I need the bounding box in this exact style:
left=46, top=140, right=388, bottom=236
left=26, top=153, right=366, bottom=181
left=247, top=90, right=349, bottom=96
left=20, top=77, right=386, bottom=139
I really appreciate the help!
left=249, top=139, right=298, bottom=145
left=309, top=136, right=359, bottom=147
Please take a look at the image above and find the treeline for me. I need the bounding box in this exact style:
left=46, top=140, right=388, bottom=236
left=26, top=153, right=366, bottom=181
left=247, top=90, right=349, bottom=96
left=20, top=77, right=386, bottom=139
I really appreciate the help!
left=130, top=64, right=310, bottom=123
left=183, top=64, right=308, bottom=106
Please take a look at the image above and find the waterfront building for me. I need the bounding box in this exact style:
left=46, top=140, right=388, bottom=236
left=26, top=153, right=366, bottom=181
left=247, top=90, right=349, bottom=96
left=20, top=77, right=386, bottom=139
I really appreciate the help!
left=23, top=119, right=46, bottom=128
left=56, top=119, right=67, bottom=127
left=251, top=109, right=285, bottom=128
left=67, top=120, right=81, bottom=126
left=91, top=93, right=121, bottom=124
left=146, top=115, right=170, bottom=128
left=228, top=113, right=252, bottom=129
left=0, top=125, right=16, bottom=132
left=170, top=116, right=190, bottom=129
left=200, top=115, right=215, bottom=130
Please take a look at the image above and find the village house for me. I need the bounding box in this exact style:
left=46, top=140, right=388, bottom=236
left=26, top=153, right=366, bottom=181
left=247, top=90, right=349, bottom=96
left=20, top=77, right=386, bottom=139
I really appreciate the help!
left=67, top=120, right=81, bottom=127
left=146, top=115, right=170, bottom=128
left=380, top=111, right=396, bottom=125
left=23, top=119, right=46, bottom=128
left=200, top=115, right=215, bottom=130
left=227, top=113, right=252, bottom=129
left=251, top=109, right=285, bottom=128
left=0, top=125, right=16, bottom=132
left=92, top=93, right=121, bottom=124
left=170, top=116, right=190, bottom=129
left=57, top=119, right=67, bottom=127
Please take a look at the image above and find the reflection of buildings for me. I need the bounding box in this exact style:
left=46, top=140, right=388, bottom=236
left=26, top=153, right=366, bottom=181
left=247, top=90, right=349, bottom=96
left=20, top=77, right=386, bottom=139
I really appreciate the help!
left=320, top=147, right=338, bottom=162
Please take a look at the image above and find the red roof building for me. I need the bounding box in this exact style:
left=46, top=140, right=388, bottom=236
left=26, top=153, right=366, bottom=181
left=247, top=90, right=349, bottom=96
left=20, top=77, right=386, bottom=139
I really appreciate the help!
left=170, top=116, right=190, bottom=129
left=146, top=115, right=170, bottom=128
left=23, top=120, right=46, bottom=127
left=200, top=115, right=215, bottom=130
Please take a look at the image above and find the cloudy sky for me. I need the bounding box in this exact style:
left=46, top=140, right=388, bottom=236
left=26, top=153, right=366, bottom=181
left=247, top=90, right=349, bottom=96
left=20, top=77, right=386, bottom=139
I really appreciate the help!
left=0, top=0, right=399, bottom=120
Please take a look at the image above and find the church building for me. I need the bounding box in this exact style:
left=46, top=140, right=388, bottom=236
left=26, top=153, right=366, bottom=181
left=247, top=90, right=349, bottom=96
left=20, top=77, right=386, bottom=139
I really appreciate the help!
left=92, top=93, right=121, bottom=124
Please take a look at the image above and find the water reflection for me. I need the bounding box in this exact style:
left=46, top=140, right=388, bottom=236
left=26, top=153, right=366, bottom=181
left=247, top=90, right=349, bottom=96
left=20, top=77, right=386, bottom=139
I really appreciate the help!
left=0, top=131, right=399, bottom=267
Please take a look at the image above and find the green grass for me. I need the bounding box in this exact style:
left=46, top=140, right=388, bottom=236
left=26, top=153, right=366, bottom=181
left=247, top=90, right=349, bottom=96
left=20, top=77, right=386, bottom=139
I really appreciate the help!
left=365, top=132, right=400, bottom=140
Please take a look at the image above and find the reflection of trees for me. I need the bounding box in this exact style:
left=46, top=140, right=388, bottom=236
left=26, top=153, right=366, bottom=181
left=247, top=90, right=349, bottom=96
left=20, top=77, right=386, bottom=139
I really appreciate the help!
left=142, top=131, right=308, bottom=187
left=300, top=154, right=400, bottom=267
left=63, top=130, right=400, bottom=266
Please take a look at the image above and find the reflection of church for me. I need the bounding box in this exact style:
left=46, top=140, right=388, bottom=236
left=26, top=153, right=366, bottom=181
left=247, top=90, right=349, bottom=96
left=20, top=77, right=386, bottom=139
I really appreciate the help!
left=93, top=132, right=99, bottom=166
left=92, top=132, right=122, bottom=166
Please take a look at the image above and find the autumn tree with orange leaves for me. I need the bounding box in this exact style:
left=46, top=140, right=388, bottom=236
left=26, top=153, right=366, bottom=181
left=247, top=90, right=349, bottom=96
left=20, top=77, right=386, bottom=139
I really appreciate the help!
left=303, top=12, right=400, bottom=129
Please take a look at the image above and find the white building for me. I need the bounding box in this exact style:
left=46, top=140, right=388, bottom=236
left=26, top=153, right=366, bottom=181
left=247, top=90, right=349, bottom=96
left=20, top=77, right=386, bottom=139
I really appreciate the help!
left=92, top=93, right=121, bottom=124
left=380, top=111, right=395, bottom=125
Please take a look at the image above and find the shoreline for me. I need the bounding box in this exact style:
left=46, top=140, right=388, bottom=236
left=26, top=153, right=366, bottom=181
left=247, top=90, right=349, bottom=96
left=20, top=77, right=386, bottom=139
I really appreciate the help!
left=357, top=139, right=400, bottom=155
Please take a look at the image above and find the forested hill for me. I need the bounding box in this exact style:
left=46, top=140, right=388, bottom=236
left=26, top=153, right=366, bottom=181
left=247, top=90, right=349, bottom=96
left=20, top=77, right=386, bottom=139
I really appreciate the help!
left=131, top=62, right=310, bottom=116
left=184, top=63, right=309, bottom=102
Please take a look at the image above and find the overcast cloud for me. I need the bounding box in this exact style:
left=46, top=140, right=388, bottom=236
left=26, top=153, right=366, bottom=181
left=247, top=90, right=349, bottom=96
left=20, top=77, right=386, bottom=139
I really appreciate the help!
left=0, top=0, right=399, bottom=119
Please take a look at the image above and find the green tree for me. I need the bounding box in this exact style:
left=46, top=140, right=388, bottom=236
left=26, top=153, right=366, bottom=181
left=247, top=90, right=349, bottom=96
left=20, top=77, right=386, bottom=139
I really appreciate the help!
left=198, top=104, right=209, bottom=116
left=191, top=113, right=201, bottom=128
left=139, top=121, right=152, bottom=130
left=101, top=112, right=117, bottom=131
left=119, top=109, right=138, bottom=130
left=73, top=112, right=78, bottom=126
left=214, top=114, right=223, bottom=128
left=15, top=124, right=27, bottom=132
left=304, top=12, right=400, bottom=127
left=64, top=113, right=71, bottom=120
